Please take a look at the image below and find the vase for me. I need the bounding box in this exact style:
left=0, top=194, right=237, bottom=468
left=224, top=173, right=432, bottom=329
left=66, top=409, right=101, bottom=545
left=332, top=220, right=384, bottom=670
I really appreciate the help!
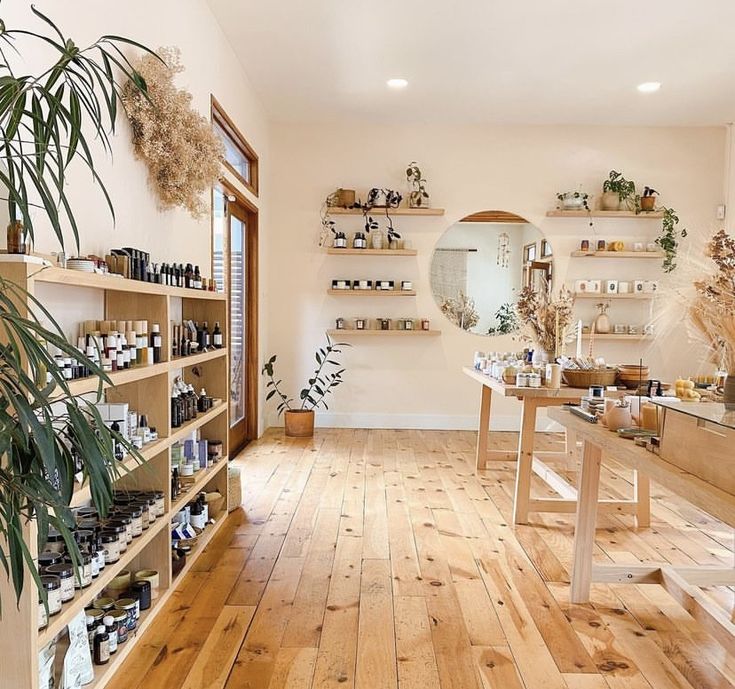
left=605, top=404, right=632, bottom=431
left=560, top=194, right=586, bottom=210
left=6, top=220, right=28, bottom=254
left=601, top=192, right=620, bottom=211
left=532, top=349, right=550, bottom=366
left=594, top=304, right=611, bottom=334
left=408, top=191, right=429, bottom=209
left=371, top=230, right=383, bottom=250
left=284, top=410, right=315, bottom=437
left=725, top=374, right=735, bottom=411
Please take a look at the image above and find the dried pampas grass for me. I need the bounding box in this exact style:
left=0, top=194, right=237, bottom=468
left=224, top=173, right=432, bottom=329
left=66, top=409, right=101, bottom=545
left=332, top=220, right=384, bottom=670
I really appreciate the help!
left=689, top=229, right=735, bottom=372
left=123, top=47, right=223, bottom=218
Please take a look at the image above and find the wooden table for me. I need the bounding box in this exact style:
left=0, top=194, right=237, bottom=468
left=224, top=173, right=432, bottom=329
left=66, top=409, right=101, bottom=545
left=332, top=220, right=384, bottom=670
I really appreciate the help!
left=548, top=405, right=735, bottom=653
left=464, top=367, right=649, bottom=526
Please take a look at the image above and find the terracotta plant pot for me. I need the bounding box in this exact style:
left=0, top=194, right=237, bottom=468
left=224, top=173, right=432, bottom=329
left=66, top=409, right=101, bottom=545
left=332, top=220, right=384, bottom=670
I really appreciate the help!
left=601, top=191, right=620, bottom=211
left=284, top=409, right=315, bottom=437
left=639, top=196, right=656, bottom=212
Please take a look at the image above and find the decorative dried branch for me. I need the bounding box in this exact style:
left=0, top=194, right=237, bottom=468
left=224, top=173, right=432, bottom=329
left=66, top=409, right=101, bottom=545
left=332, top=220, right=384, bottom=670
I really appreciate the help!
left=123, top=47, right=224, bottom=217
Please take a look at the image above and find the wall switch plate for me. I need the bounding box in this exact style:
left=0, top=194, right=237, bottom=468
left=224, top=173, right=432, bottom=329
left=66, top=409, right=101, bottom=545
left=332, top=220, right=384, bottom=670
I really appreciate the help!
left=717, top=204, right=726, bottom=220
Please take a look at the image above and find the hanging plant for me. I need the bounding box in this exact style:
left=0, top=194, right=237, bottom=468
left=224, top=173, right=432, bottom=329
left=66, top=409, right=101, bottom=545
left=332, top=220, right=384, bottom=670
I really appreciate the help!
left=123, top=47, right=224, bottom=217
left=656, top=207, right=687, bottom=272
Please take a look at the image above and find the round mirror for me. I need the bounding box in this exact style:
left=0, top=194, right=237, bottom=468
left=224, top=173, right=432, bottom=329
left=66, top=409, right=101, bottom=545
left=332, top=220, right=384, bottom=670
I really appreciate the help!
left=430, top=210, right=552, bottom=336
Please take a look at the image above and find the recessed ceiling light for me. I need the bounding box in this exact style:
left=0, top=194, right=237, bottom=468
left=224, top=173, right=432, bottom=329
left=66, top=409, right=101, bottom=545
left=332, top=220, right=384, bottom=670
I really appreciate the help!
left=637, top=81, right=661, bottom=93
left=387, top=78, right=408, bottom=89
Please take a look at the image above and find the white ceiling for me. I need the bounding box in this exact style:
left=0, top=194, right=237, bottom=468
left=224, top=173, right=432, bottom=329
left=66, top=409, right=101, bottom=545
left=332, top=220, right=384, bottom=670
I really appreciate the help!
left=207, top=0, right=735, bottom=126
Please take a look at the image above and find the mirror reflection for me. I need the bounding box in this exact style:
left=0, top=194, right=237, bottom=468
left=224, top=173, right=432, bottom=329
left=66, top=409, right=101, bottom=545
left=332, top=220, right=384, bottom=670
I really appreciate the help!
left=429, top=210, right=552, bottom=336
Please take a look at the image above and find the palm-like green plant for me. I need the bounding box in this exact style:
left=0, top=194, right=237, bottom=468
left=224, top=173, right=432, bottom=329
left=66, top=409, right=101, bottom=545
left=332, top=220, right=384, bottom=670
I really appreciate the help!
left=0, top=8, right=155, bottom=609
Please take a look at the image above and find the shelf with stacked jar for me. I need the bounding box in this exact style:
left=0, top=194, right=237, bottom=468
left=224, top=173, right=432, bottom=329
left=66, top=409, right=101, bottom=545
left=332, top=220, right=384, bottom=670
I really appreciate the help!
left=0, top=259, right=231, bottom=689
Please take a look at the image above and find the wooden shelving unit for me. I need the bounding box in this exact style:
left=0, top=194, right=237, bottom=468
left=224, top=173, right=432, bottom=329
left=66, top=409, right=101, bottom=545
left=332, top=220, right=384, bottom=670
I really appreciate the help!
left=327, top=289, right=416, bottom=297
left=0, top=261, right=230, bottom=689
left=570, top=250, right=664, bottom=259
left=327, top=329, right=440, bottom=337
left=329, top=206, right=444, bottom=216
left=573, top=293, right=654, bottom=300
left=326, top=248, right=417, bottom=256
left=547, top=210, right=664, bottom=218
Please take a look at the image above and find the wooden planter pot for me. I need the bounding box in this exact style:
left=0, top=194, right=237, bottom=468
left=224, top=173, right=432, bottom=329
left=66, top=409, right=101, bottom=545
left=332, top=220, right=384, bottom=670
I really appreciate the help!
left=284, top=409, right=315, bottom=437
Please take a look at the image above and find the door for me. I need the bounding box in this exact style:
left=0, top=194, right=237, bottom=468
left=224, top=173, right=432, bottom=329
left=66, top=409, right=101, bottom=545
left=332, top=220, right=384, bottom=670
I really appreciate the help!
left=212, top=185, right=258, bottom=455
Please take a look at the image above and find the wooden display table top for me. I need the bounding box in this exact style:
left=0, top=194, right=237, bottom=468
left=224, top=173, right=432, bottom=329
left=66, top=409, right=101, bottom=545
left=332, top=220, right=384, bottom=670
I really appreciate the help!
left=462, top=367, right=587, bottom=399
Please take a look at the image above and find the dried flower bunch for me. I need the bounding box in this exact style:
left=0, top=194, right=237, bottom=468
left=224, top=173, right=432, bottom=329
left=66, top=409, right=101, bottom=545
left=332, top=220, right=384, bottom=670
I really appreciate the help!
left=690, top=229, right=735, bottom=371
left=123, top=47, right=223, bottom=217
left=516, top=285, right=575, bottom=357
left=441, top=291, right=479, bottom=330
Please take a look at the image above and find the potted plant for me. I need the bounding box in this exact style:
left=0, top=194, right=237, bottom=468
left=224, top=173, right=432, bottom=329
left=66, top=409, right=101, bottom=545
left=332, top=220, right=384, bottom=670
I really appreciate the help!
left=406, top=161, right=430, bottom=208
left=0, top=9, right=153, bottom=607
left=367, top=188, right=402, bottom=209
left=638, top=186, right=658, bottom=212
left=516, top=286, right=575, bottom=361
left=601, top=170, right=636, bottom=211
left=262, top=335, right=350, bottom=437
left=556, top=190, right=593, bottom=227
left=656, top=207, right=687, bottom=272
left=487, top=302, right=519, bottom=335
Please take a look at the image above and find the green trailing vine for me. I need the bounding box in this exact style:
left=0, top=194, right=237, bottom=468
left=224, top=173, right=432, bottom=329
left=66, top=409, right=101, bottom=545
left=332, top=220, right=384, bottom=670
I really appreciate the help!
left=656, top=206, right=687, bottom=272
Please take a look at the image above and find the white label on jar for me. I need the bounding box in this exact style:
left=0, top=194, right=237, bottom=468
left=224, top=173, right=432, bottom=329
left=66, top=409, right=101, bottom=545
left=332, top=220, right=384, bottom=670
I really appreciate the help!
left=104, top=541, right=120, bottom=564
left=131, top=515, right=142, bottom=537
left=48, top=587, right=62, bottom=615
left=91, top=556, right=100, bottom=578
left=155, top=497, right=165, bottom=517
left=213, top=334, right=223, bottom=346
left=97, top=550, right=107, bottom=570
left=75, top=563, right=92, bottom=588
left=153, top=335, right=162, bottom=347
left=38, top=602, right=48, bottom=629
left=124, top=523, right=133, bottom=543
left=118, top=535, right=128, bottom=553
left=59, top=576, right=75, bottom=602
left=191, top=513, right=206, bottom=530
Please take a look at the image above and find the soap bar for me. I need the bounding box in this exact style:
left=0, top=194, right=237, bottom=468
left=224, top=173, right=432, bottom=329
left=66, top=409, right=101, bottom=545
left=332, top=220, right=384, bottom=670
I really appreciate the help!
left=640, top=403, right=658, bottom=431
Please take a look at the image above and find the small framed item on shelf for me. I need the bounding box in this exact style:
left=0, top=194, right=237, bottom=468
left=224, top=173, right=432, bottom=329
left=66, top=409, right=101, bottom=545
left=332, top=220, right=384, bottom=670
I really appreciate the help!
left=355, top=317, right=368, bottom=330
left=378, top=318, right=391, bottom=331
left=605, top=280, right=619, bottom=294
left=587, top=280, right=602, bottom=293
left=613, top=324, right=627, bottom=334
left=618, top=281, right=630, bottom=293
left=353, top=279, right=372, bottom=290
left=332, top=279, right=350, bottom=290
left=401, top=281, right=413, bottom=291
left=335, top=317, right=346, bottom=330
left=643, top=280, right=659, bottom=293
left=634, top=280, right=645, bottom=293
left=375, top=280, right=394, bottom=291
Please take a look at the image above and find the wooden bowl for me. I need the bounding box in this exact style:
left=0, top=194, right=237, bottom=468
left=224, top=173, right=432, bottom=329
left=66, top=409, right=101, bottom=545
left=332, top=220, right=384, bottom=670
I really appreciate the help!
left=561, top=368, right=618, bottom=388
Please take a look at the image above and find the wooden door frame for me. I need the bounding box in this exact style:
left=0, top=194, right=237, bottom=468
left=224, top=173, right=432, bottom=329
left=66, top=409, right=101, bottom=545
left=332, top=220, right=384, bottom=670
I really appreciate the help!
left=214, top=181, right=259, bottom=454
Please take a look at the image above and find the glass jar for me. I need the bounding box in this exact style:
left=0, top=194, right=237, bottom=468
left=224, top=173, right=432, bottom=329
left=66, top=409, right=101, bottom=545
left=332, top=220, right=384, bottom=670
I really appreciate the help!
left=92, top=597, right=116, bottom=613
left=110, top=609, right=129, bottom=644
left=101, top=532, right=120, bottom=564
left=65, top=554, right=93, bottom=589
left=40, top=575, right=62, bottom=617
left=44, top=563, right=75, bottom=603
left=104, top=521, right=128, bottom=552
left=132, top=501, right=150, bottom=530
left=44, top=527, right=66, bottom=554
left=114, top=598, right=138, bottom=632
left=119, top=505, right=143, bottom=538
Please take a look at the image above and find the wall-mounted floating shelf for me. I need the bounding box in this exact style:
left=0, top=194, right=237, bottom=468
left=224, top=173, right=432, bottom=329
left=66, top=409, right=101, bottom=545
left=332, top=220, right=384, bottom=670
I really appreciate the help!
left=327, top=289, right=416, bottom=297
left=547, top=210, right=664, bottom=219
left=570, top=250, right=664, bottom=259
left=329, top=207, right=444, bottom=216
left=581, top=334, right=652, bottom=341
left=327, top=329, right=440, bottom=337
left=326, top=248, right=417, bottom=256
left=573, top=293, right=654, bottom=300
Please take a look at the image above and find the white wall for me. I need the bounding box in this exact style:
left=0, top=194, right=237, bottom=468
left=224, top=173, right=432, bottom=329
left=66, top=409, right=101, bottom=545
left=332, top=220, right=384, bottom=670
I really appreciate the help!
left=267, top=123, right=725, bottom=430
left=3, top=0, right=271, bottom=434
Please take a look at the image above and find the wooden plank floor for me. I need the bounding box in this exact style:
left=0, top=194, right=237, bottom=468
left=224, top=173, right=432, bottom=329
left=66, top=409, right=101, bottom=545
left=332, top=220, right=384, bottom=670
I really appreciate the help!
left=107, top=429, right=735, bottom=689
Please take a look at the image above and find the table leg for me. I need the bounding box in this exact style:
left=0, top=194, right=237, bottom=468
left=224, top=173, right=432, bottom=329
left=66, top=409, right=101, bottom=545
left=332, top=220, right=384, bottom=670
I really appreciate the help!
left=475, top=385, right=492, bottom=471
left=512, top=398, right=538, bottom=525
left=570, top=440, right=602, bottom=604
left=634, top=471, right=651, bottom=528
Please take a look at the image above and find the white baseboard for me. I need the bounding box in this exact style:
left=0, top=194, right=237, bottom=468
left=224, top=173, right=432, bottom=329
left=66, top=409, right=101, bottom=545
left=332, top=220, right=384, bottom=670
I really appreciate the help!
left=266, top=411, right=563, bottom=432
